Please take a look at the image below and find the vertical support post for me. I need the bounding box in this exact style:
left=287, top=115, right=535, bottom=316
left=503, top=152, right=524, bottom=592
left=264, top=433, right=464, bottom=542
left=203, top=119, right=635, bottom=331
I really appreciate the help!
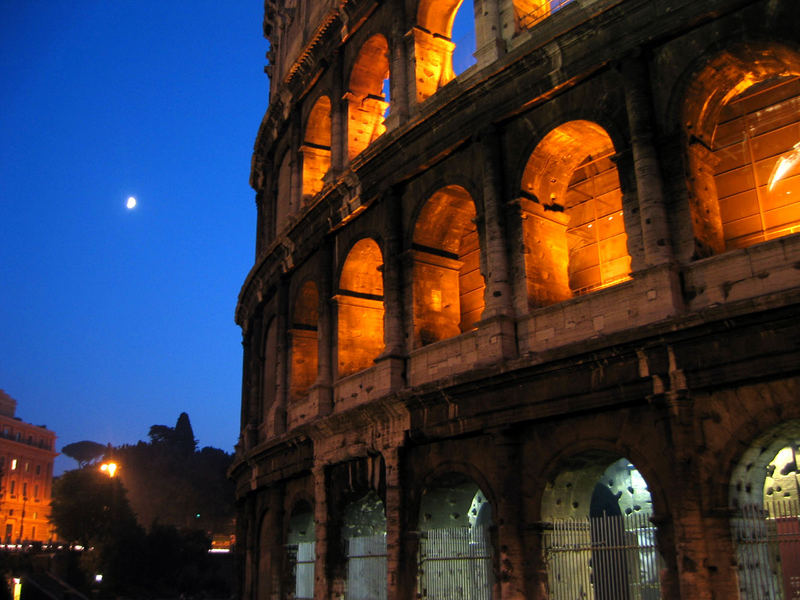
left=330, top=50, right=346, bottom=175
left=384, top=447, right=405, bottom=600
left=474, top=0, right=505, bottom=67
left=493, top=430, right=527, bottom=600
left=309, top=238, right=334, bottom=415
left=313, top=465, right=331, bottom=600
left=620, top=53, right=674, bottom=266
left=273, top=279, right=289, bottom=435
left=386, top=9, right=409, bottom=130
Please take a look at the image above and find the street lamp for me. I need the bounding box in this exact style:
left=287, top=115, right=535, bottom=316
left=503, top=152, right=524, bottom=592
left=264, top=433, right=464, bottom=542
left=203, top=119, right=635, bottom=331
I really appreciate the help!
left=99, top=462, right=118, bottom=477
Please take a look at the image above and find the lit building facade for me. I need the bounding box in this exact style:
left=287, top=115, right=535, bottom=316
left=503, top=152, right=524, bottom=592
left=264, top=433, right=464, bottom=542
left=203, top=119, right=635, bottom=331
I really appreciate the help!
left=0, top=390, right=57, bottom=544
left=231, top=0, right=800, bottom=598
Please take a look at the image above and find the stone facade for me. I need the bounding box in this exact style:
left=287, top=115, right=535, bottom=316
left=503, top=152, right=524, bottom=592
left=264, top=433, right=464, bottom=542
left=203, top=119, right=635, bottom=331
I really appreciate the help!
left=231, top=0, right=800, bottom=598
left=0, top=390, right=57, bottom=544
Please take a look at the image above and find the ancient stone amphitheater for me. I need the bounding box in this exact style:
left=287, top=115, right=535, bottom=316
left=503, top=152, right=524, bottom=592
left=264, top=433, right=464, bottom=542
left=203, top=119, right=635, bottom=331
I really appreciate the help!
left=230, top=0, right=800, bottom=598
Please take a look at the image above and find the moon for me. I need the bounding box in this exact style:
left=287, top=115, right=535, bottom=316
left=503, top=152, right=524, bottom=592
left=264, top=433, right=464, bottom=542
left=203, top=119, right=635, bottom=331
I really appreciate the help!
left=126, top=196, right=137, bottom=209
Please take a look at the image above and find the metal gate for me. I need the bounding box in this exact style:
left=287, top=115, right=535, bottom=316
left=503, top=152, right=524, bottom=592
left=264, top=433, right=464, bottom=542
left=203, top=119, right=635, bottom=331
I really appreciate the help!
left=733, top=500, right=800, bottom=600
left=286, top=541, right=315, bottom=600
left=346, top=533, right=387, bottom=600
left=544, top=512, right=662, bottom=600
left=418, top=526, right=492, bottom=600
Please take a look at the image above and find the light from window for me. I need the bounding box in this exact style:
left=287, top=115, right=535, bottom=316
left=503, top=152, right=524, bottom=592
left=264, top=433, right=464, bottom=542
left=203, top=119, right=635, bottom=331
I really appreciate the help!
left=11, top=459, right=17, bottom=471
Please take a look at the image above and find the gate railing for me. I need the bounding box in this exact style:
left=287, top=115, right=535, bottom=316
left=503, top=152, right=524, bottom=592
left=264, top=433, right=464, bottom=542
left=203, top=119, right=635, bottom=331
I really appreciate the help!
left=732, top=499, right=800, bottom=600
left=519, top=0, right=575, bottom=29
left=543, top=512, right=662, bottom=600
left=286, top=541, right=315, bottom=600
left=346, top=533, right=387, bottom=600
left=418, top=526, right=493, bottom=600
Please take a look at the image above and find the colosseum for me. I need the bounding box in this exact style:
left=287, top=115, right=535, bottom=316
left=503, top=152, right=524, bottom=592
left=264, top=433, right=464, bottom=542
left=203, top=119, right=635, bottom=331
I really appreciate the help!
left=229, top=0, right=800, bottom=598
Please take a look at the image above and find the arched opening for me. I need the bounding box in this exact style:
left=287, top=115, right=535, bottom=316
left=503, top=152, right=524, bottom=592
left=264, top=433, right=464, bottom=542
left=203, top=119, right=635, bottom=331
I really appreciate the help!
left=682, top=45, right=800, bottom=257
left=347, top=35, right=390, bottom=160
left=414, top=0, right=476, bottom=104
left=411, top=185, right=484, bottom=347
left=514, top=0, right=574, bottom=30
left=541, top=452, right=662, bottom=599
left=729, top=421, right=800, bottom=599
left=302, top=96, right=332, bottom=201
left=337, top=238, right=385, bottom=377
left=276, top=151, right=293, bottom=235
left=342, top=491, right=387, bottom=600
left=417, top=473, right=493, bottom=600
left=287, top=502, right=315, bottom=600
left=520, top=120, right=631, bottom=308
left=289, top=282, right=319, bottom=401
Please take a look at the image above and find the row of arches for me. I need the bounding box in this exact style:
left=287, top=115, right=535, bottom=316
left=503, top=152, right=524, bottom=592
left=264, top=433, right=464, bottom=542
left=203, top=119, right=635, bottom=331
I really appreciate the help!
left=263, top=420, right=800, bottom=599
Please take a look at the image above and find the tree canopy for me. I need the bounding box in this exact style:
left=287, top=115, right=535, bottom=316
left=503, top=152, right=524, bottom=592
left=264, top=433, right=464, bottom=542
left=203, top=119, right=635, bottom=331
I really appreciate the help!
left=60, top=440, right=107, bottom=468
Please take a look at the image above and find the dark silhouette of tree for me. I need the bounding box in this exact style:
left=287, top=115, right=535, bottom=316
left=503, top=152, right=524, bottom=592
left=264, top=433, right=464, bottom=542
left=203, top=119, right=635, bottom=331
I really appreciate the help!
left=60, top=440, right=107, bottom=468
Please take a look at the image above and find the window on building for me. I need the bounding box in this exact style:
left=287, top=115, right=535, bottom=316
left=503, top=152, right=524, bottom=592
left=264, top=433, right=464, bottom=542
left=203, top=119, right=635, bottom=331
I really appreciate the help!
left=22, top=482, right=27, bottom=497
left=9, top=480, right=15, bottom=495
left=34, top=485, right=39, bottom=499
left=35, top=464, right=40, bottom=475
left=11, top=459, right=17, bottom=471
left=24, top=462, right=30, bottom=472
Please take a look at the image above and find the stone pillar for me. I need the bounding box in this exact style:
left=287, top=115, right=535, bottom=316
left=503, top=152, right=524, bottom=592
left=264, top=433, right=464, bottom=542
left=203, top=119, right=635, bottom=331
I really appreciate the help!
left=384, top=447, right=405, bottom=600
left=386, top=12, right=409, bottom=129
left=273, top=280, right=289, bottom=435
left=290, top=112, right=303, bottom=216
left=476, top=127, right=517, bottom=362
left=474, top=0, right=505, bottom=67
left=375, top=189, right=406, bottom=392
left=312, top=465, right=331, bottom=600
left=620, top=54, right=673, bottom=266
left=329, top=50, right=346, bottom=176
left=492, top=430, right=527, bottom=600
left=308, top=240, right=334, bottom=416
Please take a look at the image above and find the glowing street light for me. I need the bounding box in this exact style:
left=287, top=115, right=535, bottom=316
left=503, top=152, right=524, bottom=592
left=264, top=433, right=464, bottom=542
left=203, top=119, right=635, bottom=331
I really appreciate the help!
left=99, top=462, right=118, bottom=477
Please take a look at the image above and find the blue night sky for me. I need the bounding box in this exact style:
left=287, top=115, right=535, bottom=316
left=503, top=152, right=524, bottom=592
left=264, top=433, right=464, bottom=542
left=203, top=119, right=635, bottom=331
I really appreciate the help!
left=1, top=2, right=269, bottom=474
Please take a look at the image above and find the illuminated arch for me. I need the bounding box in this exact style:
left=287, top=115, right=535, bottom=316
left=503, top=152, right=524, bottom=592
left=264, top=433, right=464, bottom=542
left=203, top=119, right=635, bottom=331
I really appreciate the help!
left=413, top=0, right=476, bottom=103
left=514, top=0, right=573, bottom=30
left=540, top=451, right=662, bottom=599
left=411, top=185, right=484, bottom=347
left=302, top=96, right=331, bottom=200
left=520, top=120, right=631, bottom=307
left=417, top=472, right=494, bottom=598
left=275, top=151, right=292, bottom=234
left=337, top=238, right=385, bottom=377
left=347, top=35, right=390, bottom=160
left=262, top=318, right=278, bottom=425
left=289, top=281, right=319, bottom=401
left=681, top=44, right=800, bottom=256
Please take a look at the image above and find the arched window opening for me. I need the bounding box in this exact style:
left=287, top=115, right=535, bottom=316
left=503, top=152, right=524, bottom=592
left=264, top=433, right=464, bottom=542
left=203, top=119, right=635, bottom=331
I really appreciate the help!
left=514, top=0, right=574, bottom=30
left=682, top=46, right=800, bottom=258
left=414, top=0, right=476, bottom=104
left=302, top=96, right=332, bottom=201
left=541, top=453, right=662, bottom=600
left=412, top=186, right=484, bottom=347
left=337, top=239, right=385, bottom=377
left=418, top=474, right=493, bottom=600
left=347, top=35, right=390, bottom=160
left=710, top=75, right=800, bottom=250
left=729, top=422, right=800, bottom=600
left=289, top=282, right=319, bottom=401
left=520, top=121, right=631, bottom=308
left=287, top=503, right=315, bottom=600
left=342, top=491, right=387, bottom=600
left=276, top=151, right=293, bottom=235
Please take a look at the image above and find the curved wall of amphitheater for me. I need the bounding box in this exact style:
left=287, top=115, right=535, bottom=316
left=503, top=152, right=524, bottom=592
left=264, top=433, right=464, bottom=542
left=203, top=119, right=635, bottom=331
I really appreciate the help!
left=231, top=1, right=800, bottom=598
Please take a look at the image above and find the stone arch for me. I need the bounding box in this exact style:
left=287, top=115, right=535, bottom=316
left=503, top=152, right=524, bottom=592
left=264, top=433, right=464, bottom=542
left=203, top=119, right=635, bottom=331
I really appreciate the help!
left=336, top=238, right=385, bottom=377
left=256, top=509, right=275, bottom=600
left=347, top=34, right=390, bottom=160
left=413, top=0, right=476, bottom=103
left=341, top=490, right=388, bottom=600
left=411, top=185, right=485, bottom=347
left=680, top=41, right=800, bottom=256
left=513, top=0, right=573, bottom=31
left=728, top=420, right=800, bottom=599
left=417, top=470, right=494, bottom=599
left=540, top=450, right=662, bottom=600
left=301, top=95, right=332, bottom=200
left=287, top=500, right=315, bottom=600
left=519, top=120, right=631, bottom=307
left=289, top=280, right=319, bottom=401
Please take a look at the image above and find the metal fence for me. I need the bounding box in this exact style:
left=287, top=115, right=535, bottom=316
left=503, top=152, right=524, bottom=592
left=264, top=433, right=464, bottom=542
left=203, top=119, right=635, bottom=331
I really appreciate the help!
left=544, top=512, right=662, bottom=600
left=418, top=526, right=493, bottom=600
left=732, top=500, right=800, bottom=600
left=286, top=541, right=315, bottom=600
left=346, top=533, right=387, bottom=600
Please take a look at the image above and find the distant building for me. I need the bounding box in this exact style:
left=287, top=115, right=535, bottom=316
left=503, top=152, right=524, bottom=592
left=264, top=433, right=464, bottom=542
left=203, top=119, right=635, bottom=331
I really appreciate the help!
left=0, top=390, right=57, bottom=544
left=231, top=1, right=800, bottom=599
